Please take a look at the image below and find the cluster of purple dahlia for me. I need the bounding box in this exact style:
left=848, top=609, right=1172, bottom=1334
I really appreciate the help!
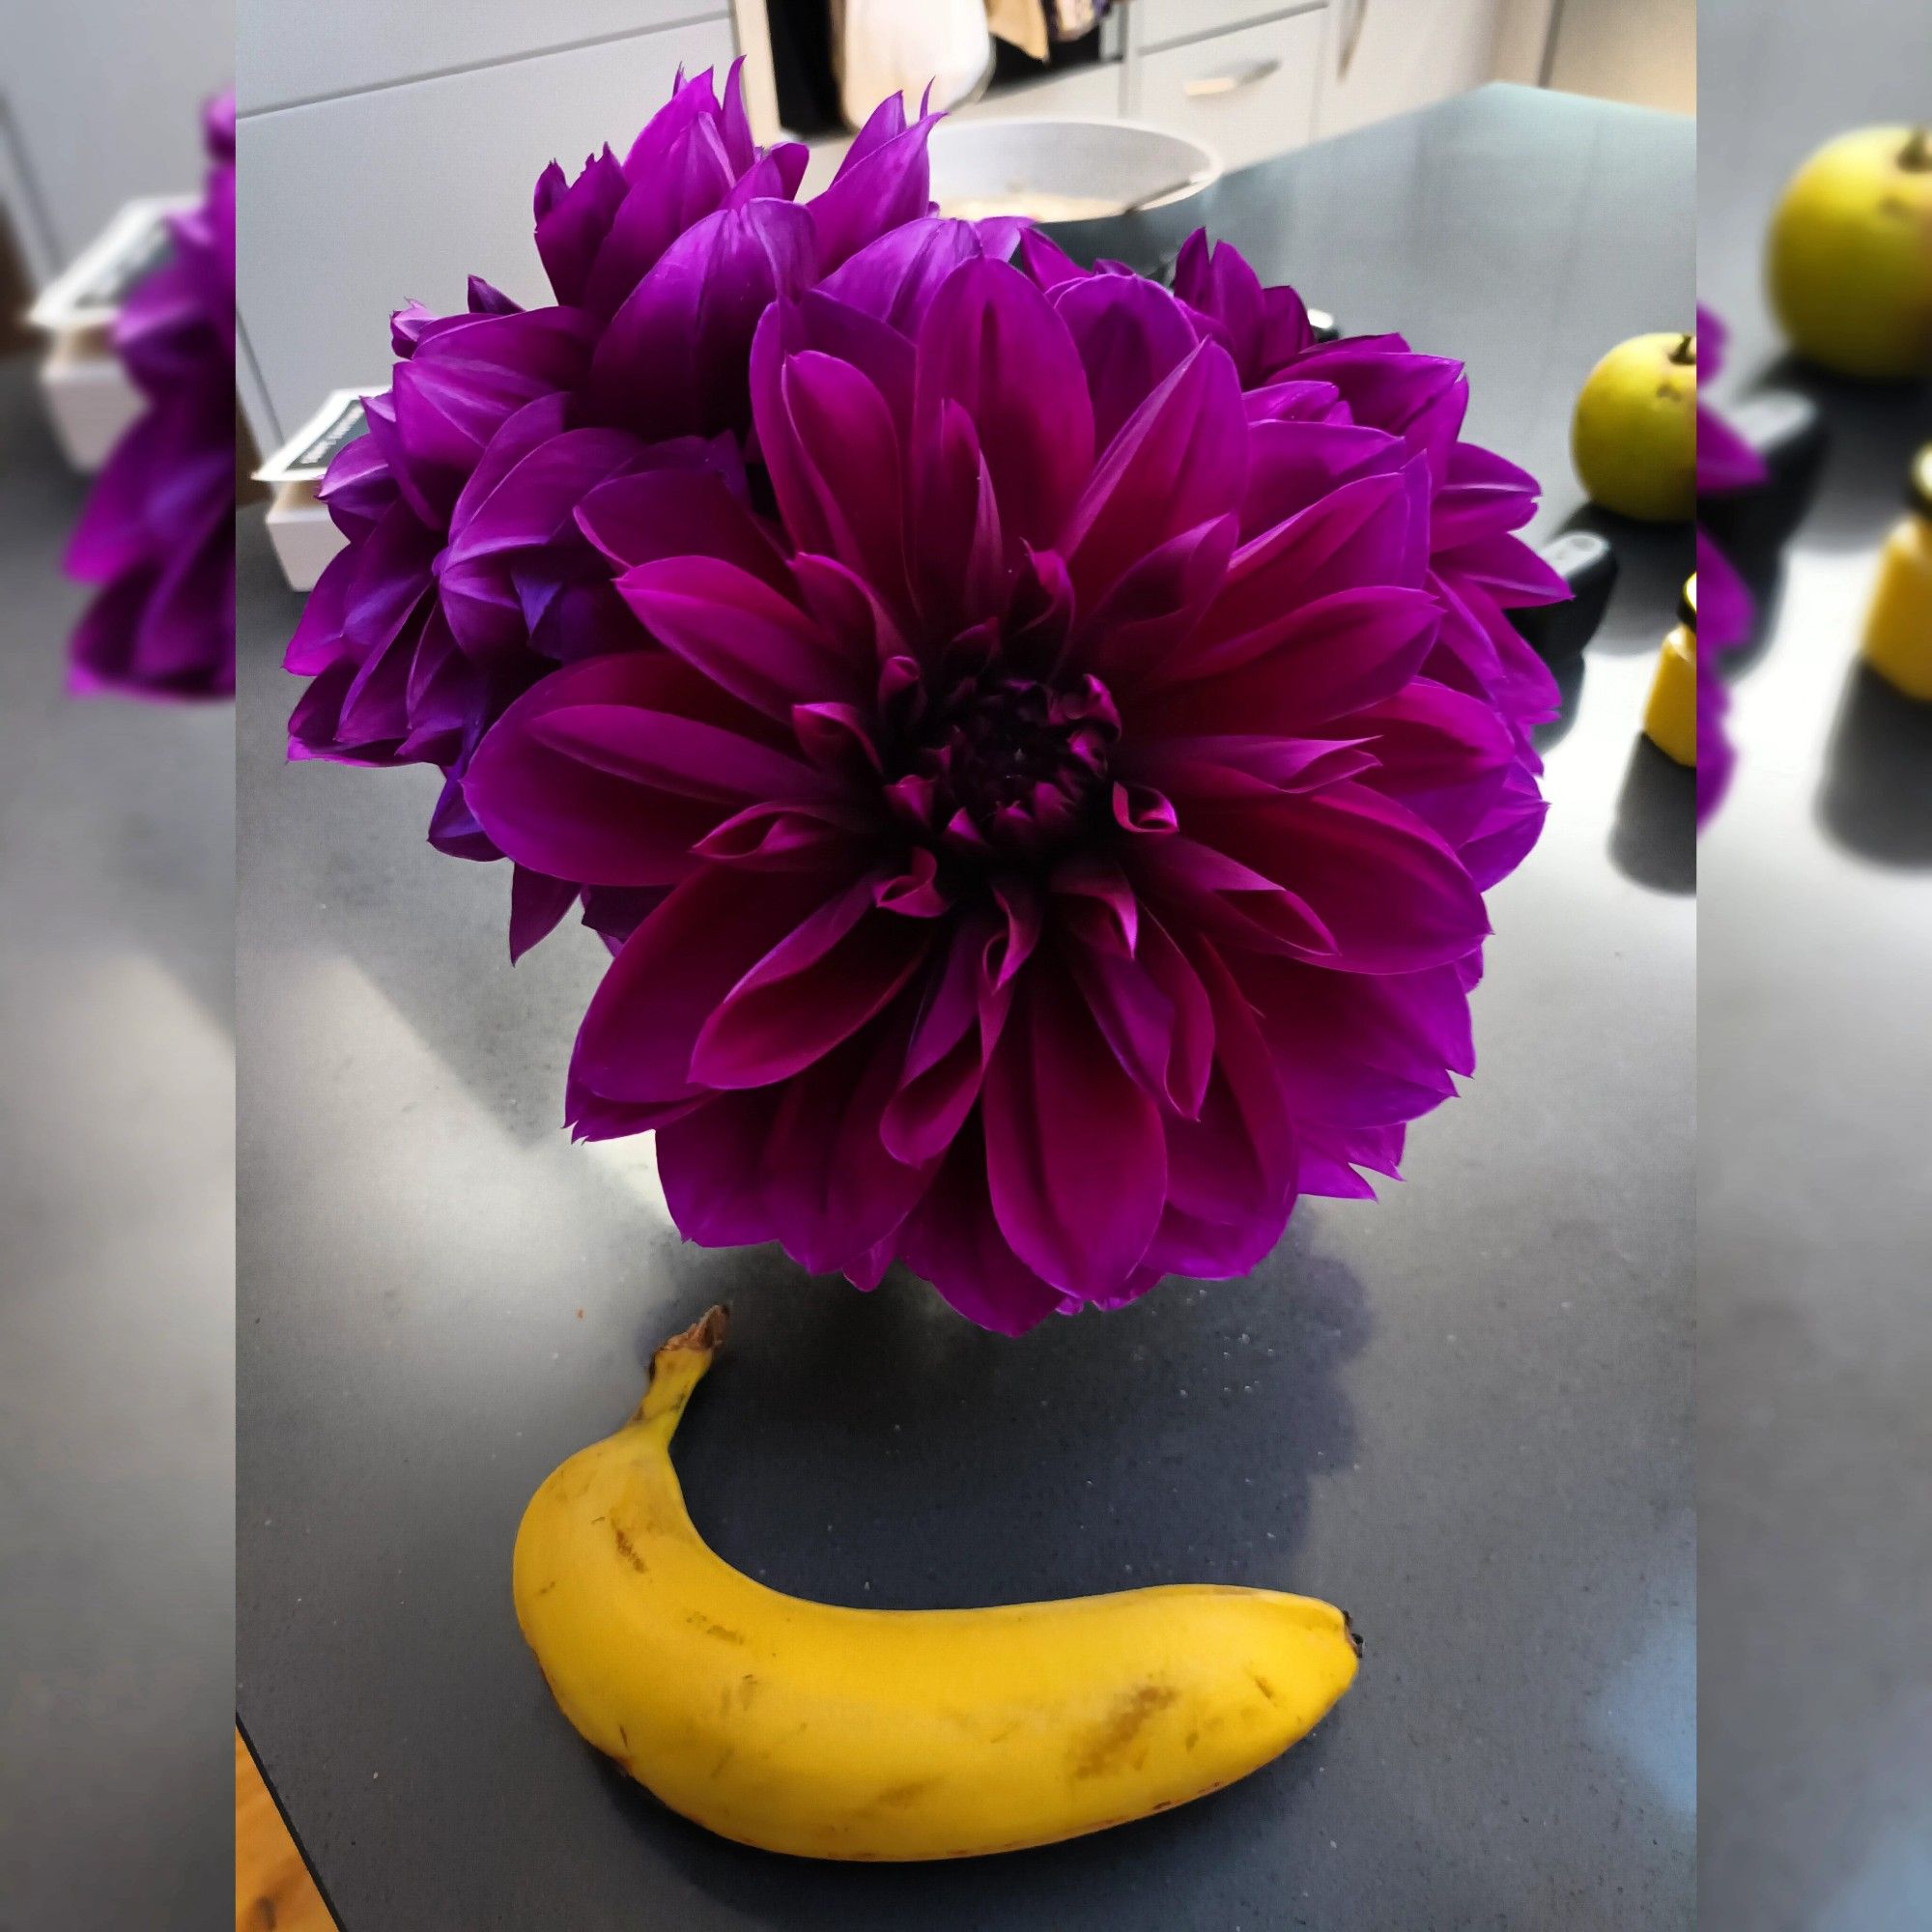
left=67, top=94, right=237, bottom=700
left=289, top=69, right=1566, bottom=1332
left=1694, top=307, right=1765, bottom=828
left=286, top=67, right=961, bottom=954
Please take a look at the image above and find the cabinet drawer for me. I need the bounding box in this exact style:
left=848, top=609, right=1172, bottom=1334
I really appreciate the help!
left=239, top=0, right=728, bottom=115
left=1136, top=0, right=1324, bottom=54
left=237, top=17, right=735, bottom=440
left=1131, top=13, right=1324, bottom=175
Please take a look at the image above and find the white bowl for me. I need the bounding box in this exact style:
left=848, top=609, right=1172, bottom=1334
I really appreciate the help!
left=927, top=117, right=1220, bottom=232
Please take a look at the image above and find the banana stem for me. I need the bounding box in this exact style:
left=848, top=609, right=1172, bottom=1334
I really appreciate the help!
left=1902, top=128, right=1932, bottom=171
left=637, top=1305, right=730, bottom=1433
left=1670, top=331, right=1696, bottom=367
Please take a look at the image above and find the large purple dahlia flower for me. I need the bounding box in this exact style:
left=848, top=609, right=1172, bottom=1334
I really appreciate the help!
left=463, top=234, right=1539, bottom=1333
left=285, top=67, right=956, bottom=955
left=66, top=94, right=237, bottom=700
left=1693, top=306, right=1764, bottom=830
left=1017, top=228, right=1570, bottom=888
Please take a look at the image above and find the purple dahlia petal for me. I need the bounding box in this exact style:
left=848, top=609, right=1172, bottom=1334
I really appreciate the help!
left=583, top=116, right=739, bottom=318
left=618, top=554, right=866, bottom=717
left=1227, top=464, right=1430, bottom=638
left=771, top=288, right=919, bottom=429
left=769, top=349, right=909, bottom=595
left=1070, top=514, right=1238, bottom=691
left=1180, top=781, right=1489, bottom=975
left=466, top=651, right=814, bottom=886
left=508, top=865, right=582, bottom=963
left=906, top=400, right=1007, bottom=639
left=1150, top=585, right=1441, bottom=730
left=1431, top=441, right=1541, bottom=545
left=980, top=947, right=1167, bottom=1302
left=880, top=907, right=1011, bottom=1164
left=1050, top=271, right=1198, bottom=453
left=1245, top=952, right=1468, bottom=1130
left=655, top=1088, right=784, bottom=1244
left=915, top=260, right=1095, bottom=551
left=687, top=871, right=932, bottom=1089
left=1242, top=418, right=1410, bottom=531
left=758, top=1010, right=940, bottom=1275
left=1337, top=681, right=1517, bottom=851
left=1137, top=940, right=1297, bottom=1280
left=809, top=94, right=941, bottom=273
left=313, top=436, right=394, bottom=537
left=1062, top=933, right=1179, bottom=1104
left=65, top=93, right=234, bottom=699
left=1012, top=225, right=1087, bottom=289
left=1291, top=338, right=1469, bottom=486
left=818, top=217, right=988, bottom=334
left=1694, top=304, right=1768, bottom=497
left=898, top=1122, right=1067, bottom=1335
left=575, top=456, right=778, bottom=582
left=1062, top=342, right=1248, bottom=607
left=1458, top=761, right=1550, bottom=890
left=535, top=147, right=625, bottom=304
left=570, top=867, right=838, bottom=1122
left=592, top=199, right=817, bottom=439
left=1698, top=528, right=1752, bottom=655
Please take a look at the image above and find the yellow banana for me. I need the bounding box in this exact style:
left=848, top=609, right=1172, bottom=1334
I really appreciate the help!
left=514, top=1306, right=1360, bottom=1861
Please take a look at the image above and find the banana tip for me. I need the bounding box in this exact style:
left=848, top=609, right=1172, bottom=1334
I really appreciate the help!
left=665, top=1304, right=731, bottom=1357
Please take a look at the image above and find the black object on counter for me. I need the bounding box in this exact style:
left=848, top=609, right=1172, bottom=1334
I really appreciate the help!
left=1509, top=529, right=1619, bottom=661
left=1697, top=388, right=1829, bottom=561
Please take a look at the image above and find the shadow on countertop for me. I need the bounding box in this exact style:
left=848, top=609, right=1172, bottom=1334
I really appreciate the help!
left=1609, top=735, right=1696, bottom=895
left=1816, top=661, right=1932, bottom=869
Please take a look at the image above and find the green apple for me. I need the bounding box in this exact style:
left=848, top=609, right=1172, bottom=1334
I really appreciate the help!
left=1571, top=331, right=1698, bottom=524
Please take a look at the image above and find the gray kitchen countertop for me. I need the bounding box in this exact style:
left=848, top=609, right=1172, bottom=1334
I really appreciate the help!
left=1696, top=4, right=1932, bottom=1927
left=237, top=86, right=1695, bottom=1929
left=0, top=352, right=235, bottom=1928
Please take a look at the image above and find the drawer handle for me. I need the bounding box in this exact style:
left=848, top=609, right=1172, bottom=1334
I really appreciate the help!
left=1183, top=58, right=1282, bottom=99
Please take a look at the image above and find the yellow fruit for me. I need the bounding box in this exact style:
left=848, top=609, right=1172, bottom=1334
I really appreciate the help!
left=1862, top=446, right=1932, bottom=699
left=1768, top=127, right=1932, bottom=382
left=514, top=1307, right=1360, bottom=1861
left=1571, top=331, right=1698, bottom=523
left=1643, top=578, right=1698, bottom=767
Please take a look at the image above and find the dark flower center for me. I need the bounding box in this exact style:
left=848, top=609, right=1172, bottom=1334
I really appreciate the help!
left=884, top=667, right=1121, bottom=863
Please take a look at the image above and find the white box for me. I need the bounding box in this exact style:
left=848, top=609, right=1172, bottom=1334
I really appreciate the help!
left=255, top=387, right=382, bottom=592
left=28, top=197, right=194, bottom=473
left=37, top=326, right=143, bottom=470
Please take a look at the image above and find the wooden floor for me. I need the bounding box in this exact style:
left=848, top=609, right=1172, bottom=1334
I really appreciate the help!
left=235, top=1731, right=338, bottom=1932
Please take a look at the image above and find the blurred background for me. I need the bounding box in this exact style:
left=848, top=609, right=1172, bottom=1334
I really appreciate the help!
left=224, top=0, right=1691, bottom=461
left=1698, top=0, right=1932, bottom=1926
left=0, top=1, right=235, bottom=1927
left=26, top=0, right=1932, bottom=1926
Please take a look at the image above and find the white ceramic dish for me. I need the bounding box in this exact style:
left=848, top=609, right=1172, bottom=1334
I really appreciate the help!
left=927, top=117, right=1220, bottom=241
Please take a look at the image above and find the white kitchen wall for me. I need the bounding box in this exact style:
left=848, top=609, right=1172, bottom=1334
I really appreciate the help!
left=235, top=13, right=735, bottom=449
left=1314, top=0, right=1504, bottom=138
left=0, top=0, right=235, bottom=284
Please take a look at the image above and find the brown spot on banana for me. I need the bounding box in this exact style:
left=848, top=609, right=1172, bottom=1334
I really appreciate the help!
left=1069, top=1684, right=1179, bottom=1778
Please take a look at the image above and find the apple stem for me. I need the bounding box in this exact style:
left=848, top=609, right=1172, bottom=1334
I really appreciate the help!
left=1904, top=128, right=1932, bottom=171
left=1670, top=332, right=1696, bottom=367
